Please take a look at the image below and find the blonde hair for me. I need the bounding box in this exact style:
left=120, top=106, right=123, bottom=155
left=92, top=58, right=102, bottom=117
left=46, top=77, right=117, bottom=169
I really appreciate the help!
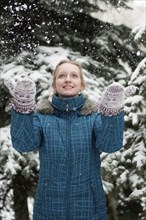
left=51, top=59, right=86, bottom=92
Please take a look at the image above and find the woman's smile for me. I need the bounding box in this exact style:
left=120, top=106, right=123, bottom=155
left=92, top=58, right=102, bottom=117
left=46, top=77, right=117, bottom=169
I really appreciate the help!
left=63, top=84, right=74, bottom=89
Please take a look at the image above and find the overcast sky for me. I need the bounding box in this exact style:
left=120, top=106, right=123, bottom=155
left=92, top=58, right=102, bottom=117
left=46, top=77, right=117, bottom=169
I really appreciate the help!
left=93, top=0, right=146, bottom=28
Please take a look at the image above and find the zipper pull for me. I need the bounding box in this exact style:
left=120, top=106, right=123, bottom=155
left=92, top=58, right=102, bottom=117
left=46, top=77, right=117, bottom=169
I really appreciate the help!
left=66, top=104, right=69, bottom=112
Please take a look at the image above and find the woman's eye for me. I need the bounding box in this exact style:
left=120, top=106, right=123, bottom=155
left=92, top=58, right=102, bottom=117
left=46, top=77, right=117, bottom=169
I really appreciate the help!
left=58, top=74, right=65, bottom=78
left=72, top=74, right=78, bottom=78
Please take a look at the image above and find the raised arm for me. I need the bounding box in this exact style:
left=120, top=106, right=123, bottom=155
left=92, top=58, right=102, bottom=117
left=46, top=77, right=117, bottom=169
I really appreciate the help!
left=95, top=82, right=137, bottom=153
left=4, top=78, right=42, bottom=152
left=11, top=110, right=42, bottom=152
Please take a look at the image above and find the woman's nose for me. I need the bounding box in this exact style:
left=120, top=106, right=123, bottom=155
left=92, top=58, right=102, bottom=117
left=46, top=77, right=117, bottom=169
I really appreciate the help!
left=65, top=74, right=71, bottom=81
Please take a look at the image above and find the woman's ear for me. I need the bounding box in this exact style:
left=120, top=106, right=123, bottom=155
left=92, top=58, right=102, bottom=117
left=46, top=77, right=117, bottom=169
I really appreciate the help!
left=81, top=84, right=85, bottom=91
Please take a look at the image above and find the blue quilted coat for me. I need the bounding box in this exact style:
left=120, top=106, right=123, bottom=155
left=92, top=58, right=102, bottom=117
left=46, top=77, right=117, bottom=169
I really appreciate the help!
left=11, top=94, right=124, bottom=220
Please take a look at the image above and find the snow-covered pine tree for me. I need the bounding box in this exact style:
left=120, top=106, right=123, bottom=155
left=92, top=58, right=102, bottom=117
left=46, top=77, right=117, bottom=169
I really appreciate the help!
left=101, top=25, right=146, bottom=220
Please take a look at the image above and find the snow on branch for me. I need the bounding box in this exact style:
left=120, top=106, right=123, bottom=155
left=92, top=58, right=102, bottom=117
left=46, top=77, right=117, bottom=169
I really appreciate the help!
left=132, top=25, right=146, bottom=41
left=129, top=57, right=146, bottom=83
left=128, top=187, right=146, bottom=200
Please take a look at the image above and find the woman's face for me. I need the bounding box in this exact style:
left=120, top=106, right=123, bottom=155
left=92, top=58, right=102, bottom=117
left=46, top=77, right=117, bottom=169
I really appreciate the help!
left=54, top=63, right=84, bottom=98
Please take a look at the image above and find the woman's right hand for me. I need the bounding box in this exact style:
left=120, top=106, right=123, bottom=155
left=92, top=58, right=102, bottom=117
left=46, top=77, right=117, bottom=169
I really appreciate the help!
left=4, top=78, right=36, bottom=114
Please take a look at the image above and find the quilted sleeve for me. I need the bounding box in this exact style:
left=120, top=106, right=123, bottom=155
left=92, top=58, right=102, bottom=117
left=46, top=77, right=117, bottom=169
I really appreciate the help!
left=94, top=112, right=124, bottom=153
left=10, top=109, right=43, bottom=152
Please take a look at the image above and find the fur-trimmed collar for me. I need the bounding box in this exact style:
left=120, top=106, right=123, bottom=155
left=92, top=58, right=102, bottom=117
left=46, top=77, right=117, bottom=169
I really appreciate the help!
left=36, top=96, right=97, bottom=116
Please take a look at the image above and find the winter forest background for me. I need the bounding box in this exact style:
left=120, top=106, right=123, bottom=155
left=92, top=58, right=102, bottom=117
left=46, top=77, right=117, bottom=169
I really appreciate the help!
left=0, top=0, right=146, bottom=219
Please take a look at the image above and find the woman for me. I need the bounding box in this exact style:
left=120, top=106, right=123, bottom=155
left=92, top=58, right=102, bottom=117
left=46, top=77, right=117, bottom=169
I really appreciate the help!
left=4, top=60, right=136, bottom=220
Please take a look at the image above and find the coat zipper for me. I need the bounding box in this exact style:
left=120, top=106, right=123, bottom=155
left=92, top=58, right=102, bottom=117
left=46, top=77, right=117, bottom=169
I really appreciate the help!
left=65, top=106, right=71, bottom=220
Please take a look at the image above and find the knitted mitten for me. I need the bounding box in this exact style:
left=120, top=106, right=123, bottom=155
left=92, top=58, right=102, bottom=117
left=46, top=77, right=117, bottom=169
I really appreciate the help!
left=98, top=82, right=137, bottom=116
left=4, top=78, right=36, bottom=114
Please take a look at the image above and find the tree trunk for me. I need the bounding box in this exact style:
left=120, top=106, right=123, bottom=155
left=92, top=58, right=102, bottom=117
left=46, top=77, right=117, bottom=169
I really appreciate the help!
left=106, top=193, right=118, bottom=220
left=13, top=174, right=29, bottom=220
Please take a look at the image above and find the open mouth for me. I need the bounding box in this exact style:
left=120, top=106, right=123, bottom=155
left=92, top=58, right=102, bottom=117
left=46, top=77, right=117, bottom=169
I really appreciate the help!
left=63, top=85, right=74, bottom=89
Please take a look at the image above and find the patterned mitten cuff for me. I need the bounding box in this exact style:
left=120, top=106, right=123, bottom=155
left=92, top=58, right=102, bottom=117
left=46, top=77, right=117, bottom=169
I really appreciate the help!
left=98, top=82, right=137, bottom=116
left=4, top=78, right=36, bottom=114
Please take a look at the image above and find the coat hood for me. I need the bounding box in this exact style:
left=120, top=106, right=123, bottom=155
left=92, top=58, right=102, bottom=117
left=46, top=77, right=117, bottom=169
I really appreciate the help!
left=36, top=95, right=98, bottom=116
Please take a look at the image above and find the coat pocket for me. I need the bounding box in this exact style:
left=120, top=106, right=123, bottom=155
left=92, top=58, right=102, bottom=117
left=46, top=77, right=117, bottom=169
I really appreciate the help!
left=90, top=181, right=98, bottom=215
left=40, top=180, right=66, bottom=219
left=90, top=179, right=107, bottom=220
left=33, top=180, right=49, bottom=218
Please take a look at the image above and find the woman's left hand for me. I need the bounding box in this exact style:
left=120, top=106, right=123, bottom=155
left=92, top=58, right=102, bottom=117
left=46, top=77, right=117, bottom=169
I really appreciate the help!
left=97, top=82, right=137, bottom=116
